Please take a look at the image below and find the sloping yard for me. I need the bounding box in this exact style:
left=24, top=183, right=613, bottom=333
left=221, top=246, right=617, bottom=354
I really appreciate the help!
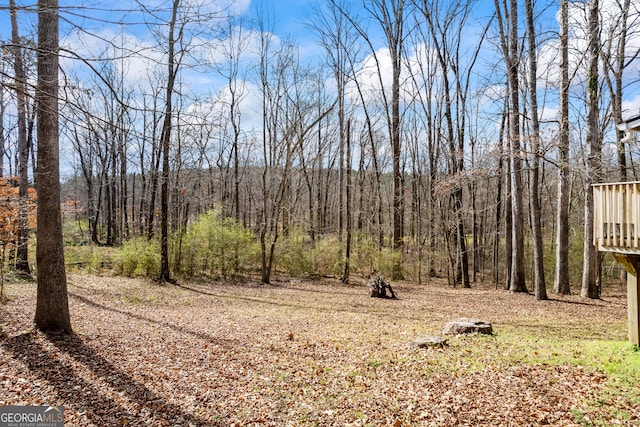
left=1, top=274, right=638, bottom=426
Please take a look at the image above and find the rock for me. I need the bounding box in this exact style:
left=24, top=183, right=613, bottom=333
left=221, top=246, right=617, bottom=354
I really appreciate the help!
left=442, top=318, right=493, bottom=335
left=411, top=336, right=447, bottom=349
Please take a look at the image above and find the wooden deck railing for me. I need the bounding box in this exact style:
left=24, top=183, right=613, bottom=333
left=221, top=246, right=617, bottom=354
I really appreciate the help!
left=593, top=181, right=640, bottom=253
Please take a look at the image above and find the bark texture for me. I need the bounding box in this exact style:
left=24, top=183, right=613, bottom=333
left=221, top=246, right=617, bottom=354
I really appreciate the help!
left=34, top=0, right=72, bottom=333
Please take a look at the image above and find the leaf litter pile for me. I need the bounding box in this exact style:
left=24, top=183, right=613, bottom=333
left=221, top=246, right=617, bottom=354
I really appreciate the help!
left=1, top=274, right=637, bottom=426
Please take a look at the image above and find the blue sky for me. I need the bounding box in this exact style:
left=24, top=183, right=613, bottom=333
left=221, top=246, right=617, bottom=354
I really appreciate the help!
left=2, top=0, right=640, bottom=138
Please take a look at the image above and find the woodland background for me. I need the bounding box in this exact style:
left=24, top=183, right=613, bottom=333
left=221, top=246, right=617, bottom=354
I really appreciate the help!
left=1, top=0, right=639, bottom=296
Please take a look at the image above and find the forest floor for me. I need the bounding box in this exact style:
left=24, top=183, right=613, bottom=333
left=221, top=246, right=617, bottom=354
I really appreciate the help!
left=1, top=273, right=639, bottom=426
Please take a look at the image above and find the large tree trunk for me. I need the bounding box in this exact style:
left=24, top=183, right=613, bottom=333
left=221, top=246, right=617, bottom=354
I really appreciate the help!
left=34, top=0, right=72, bottom=334
left=554, top=0, right=571, bottom=295
left=581, top=0, right=601, bottom=299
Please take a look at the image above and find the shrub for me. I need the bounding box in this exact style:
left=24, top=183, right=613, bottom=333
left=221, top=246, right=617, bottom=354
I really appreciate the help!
left=351, top=233, right=402, bottom=278
left=62, top=218, right=90, bottom=246
left=65, top=244, right=115, bottom=274
left=310, top=235, right=343, bottom=277
left=113, top=237, right=160, bottom=278
left=174, top=209, right=259, bottom=279
left=274, top=229, right=313, bottom=277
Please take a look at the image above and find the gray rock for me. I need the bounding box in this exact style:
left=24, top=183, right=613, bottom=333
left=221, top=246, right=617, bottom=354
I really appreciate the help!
left=442, top=318, right=493, bottom=335
left=411, top=336, right=448, bottom=348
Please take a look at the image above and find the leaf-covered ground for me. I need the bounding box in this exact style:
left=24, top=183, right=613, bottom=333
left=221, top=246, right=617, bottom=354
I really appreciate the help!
left=1, top=274, right=638, bottom=426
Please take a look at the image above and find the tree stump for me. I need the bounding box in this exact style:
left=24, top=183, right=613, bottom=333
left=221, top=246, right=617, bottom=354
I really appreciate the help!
left=368, top=274, right=397, bottom=299
left=442, top=318, right=493, bottom=335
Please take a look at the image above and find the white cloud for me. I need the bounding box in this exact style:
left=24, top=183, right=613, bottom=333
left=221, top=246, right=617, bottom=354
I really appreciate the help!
left=540, top=105, right=559, bottom=123
left=622, top=94, right=640, bottom=119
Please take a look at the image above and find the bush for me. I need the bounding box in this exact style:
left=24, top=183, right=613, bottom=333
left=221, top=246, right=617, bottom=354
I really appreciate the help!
left=62, top=218, right=90, bottom=246
left=113, top=237, right=161, bottom=278
left=351, top=233, right=402, bottom=278
left=274, top=229, right=314, bottom=277
left=65, top=244, right=115, bottom=273
left=310, top=235, right=343, bottom=277
left=174, top=209, right=259, bottom=279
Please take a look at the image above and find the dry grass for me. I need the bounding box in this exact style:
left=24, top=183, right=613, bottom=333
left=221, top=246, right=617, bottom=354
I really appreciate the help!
left=1, top=274, right=638, bottom=426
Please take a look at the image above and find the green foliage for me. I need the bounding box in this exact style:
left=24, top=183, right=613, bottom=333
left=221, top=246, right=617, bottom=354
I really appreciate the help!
left=64, top=244, right=115, bottom=274
left=174, top=209, right=259, bottom=279
left=62, top=218, right=90, bottom=246
left=351, top=233, right=402, bottom=278
left=310, top=235, right=343, bottom=277
left=113, top=237, right=161, bottom=278
left=542, top=230, right=589, bottom=290
left=274, top=229, right=314, bottom=276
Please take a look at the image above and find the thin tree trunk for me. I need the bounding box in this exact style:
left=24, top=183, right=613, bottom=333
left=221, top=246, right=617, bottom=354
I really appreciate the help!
left=342, top=120, right=352, bottom=283
left=0, top=73, right=4, bottom=178
left=507, top=0, right=526, bottom=293
left=10, top=0, right=31, bottom=276
left=555, top=0, right=571, bottom=295
left=159, top=0, right=181, bottom=282
left=526, top=0, right=547, bottom=300
left=493, top=110, right=506, bottom=288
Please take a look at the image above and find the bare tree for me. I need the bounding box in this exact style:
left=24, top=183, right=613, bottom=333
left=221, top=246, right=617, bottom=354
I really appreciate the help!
left=342, top=119, right=352, bottom=283
left=9, top=0, right=32, bottom=276
left=370, top=0, right=406, bottom=280
left=0, top=55, right=5, bottom=178
left=601, top=0, right=640, bottom=181
left=581, top=0, right=601, bottom=299
left=404, top=18, right=440, bottom=280
left=334, top=0, right=406, bottom=278
left=417, top=0, right=488, bottom=287
left=494, top=0, right=527, bottom=293
left=310, top=0, right=361, bottom=280
left=157, top=0, right=181, bottom=282
left=34, top=0, right=72, bottom=333
left=554, top=0, right=571, bottom=295
left=525, top=0, right=546, bottom=300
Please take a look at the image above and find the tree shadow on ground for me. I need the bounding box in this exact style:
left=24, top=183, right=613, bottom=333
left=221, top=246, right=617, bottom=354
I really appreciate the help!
left=68, top=292, right=237, bottom=348
left=1, top=332, right=222, bottom=426
left=173, top=282, right=417, bottom=320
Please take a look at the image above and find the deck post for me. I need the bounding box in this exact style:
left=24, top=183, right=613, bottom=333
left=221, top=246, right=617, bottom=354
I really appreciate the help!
left=629, top=265, right=640, bottom=346
left=613, top=253, right=640, bottom=346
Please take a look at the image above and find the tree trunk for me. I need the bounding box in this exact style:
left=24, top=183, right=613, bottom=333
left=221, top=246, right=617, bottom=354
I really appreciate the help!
left=493, top=108, right=507, bottom=287
left=0, top=70, right=4, bottom=179
left=494, top=0, right=526, bottom=292
left=34, top=0, right=72, bottom=334
left=421, top=0, right=470, bottom=287
left=581, top=0, right=601, bottom=299
left=10, top=0, right=32, bottom=276
left=342, top=120, right=352, bottom=283
left=159, top=0, right=181, bottom=282
left=554, top=0, right=571, bottom=295
left=507, top=0, right=527, bottom=293
left=526, top=0, right=547, bottom=300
